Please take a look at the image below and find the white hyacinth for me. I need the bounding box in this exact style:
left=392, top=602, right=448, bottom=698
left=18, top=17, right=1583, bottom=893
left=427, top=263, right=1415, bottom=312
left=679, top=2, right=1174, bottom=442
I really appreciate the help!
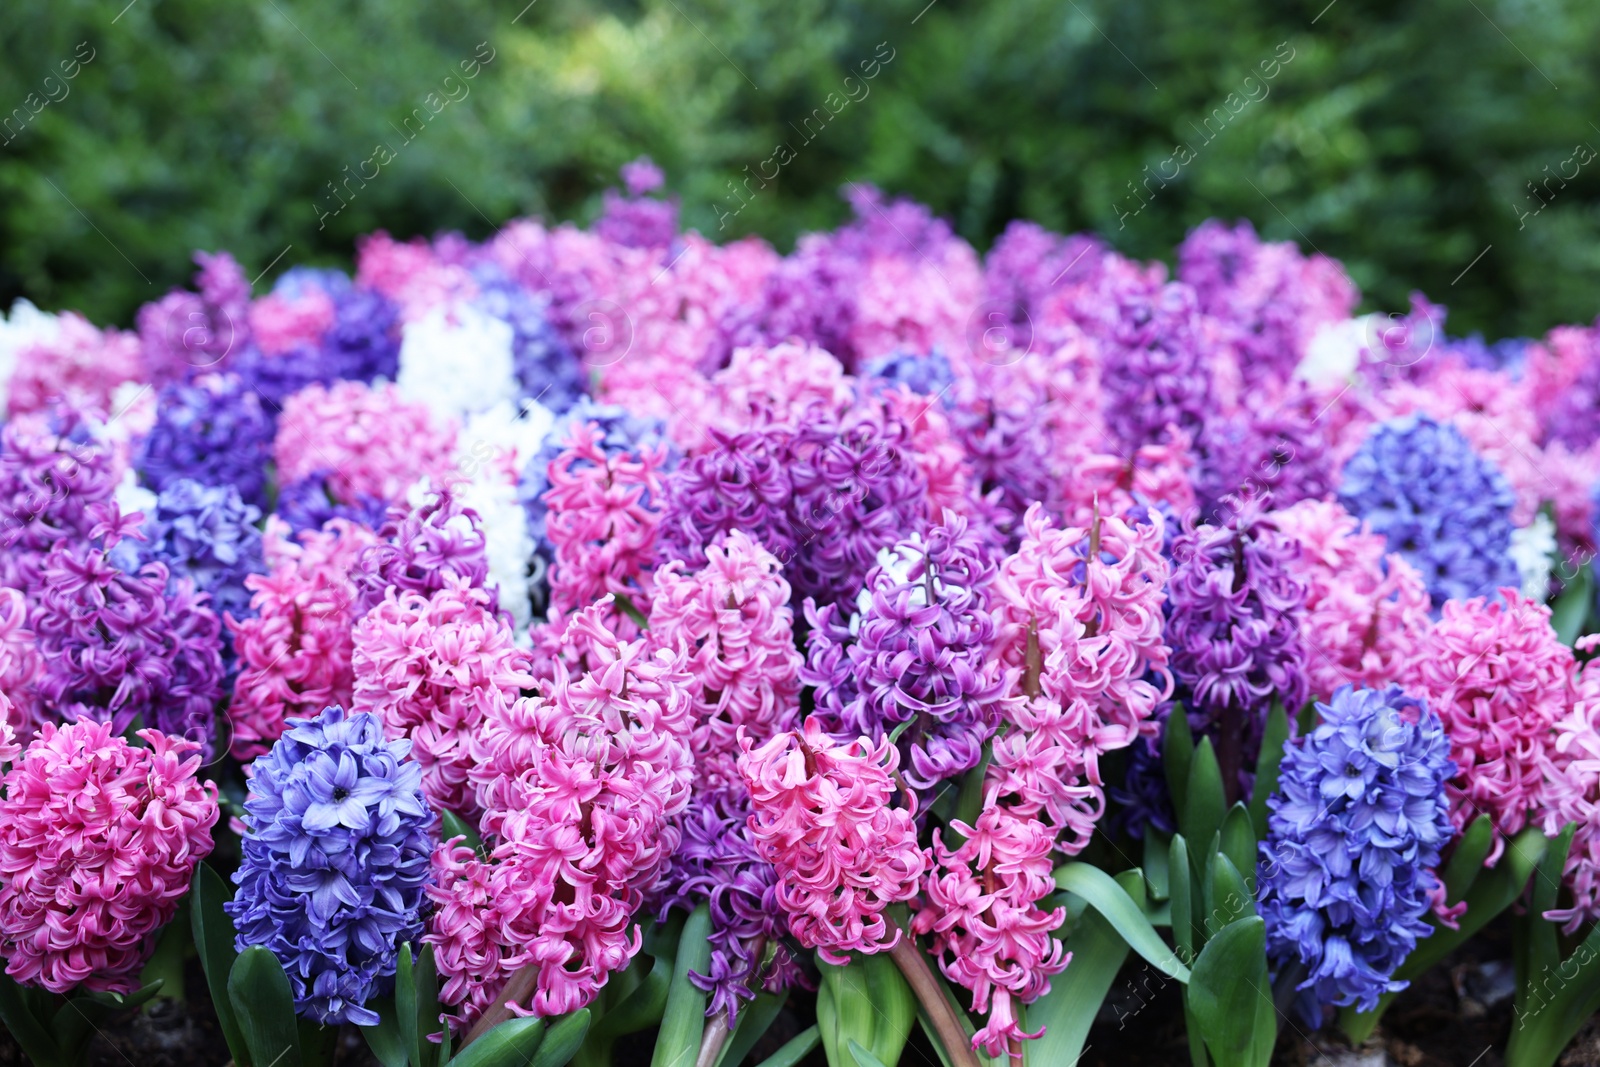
left=1509, top=511, right=1558, bottom=602
left=397, top=302, right=518, bottom=421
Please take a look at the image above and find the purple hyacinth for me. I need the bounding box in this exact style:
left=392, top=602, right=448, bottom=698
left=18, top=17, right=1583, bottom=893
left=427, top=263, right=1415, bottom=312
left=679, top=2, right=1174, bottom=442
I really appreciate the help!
left=1109, top=733, right=1177, bottom=840
left=351, top=487, right=495, bottom=618
left=656, top=425, right=797, bottom=571
left=982, top=221, right=1103, bottom=332
left=595, top=157, right=679, bottom=249
left=946, top=371, right=1056, bottom=530
left=274, top=471, right=390, bottom=535
left=1167, top=495, right=1308, bottom=795
left=117, top=478, right=264, bottom=633
left=139, top=373, right=274, bottom=509
left=1337, top=414, right=1518, bottom=606
left=658, top=786, right=803, bottom=1026
left=468, top=266, right=586, bottom=412
left=802, top=515, right=1007, bottom=793
left=1546, top=342, right=1600, bottom=450
left=1258, top=685, right=1455, bottom=1017
left=137, top=251, right=252, bottom=383
left=1195, top=383, right=1335, bottom=523
left=227, top=704, right=433, bottom=1026
left=0, top=410, right=120, bottom=591
left=29, top=504, right=223, bottom=747
left=322, top=287, right=401, bottom=384
left=1095, top=279, right=1214, bottom=450
left=785, top=394, right=929, bottom=607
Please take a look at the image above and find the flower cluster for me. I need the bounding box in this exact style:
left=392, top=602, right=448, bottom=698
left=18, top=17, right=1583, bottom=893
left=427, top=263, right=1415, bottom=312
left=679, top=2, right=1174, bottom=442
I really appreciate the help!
left=0, top=722, right=217, bottom=993
left=1257, top=686, right=1455, bottom=1014
left=138, top=373, right=274, bottom=508
left=228, top=705, right=432, bottom=1025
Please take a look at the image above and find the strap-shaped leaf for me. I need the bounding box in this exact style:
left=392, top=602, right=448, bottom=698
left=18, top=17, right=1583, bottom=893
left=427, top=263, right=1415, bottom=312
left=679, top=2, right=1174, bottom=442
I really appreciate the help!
left=1143, top=831, right=1171, bottom=902
left=1169, top=834, right=1194, bottom=966
left=1552, top=561, right=1594, bottom=646
left=1025, top=871, right=1138, bottom=1065
left=1506, top=921, right=1600, bottom=1067
left=397, top=942, right=441, bottom=1067
left=191, top=861, right=249, bottom=1065
left=528, top=1009, right=591, bottom=1067
left=358, top=997, right=407, bottom=1067
left=229, top=946, right=302, bottom=1067
left=1183, top=739, right=1226, bottom=879
left=715, top=990, right=788, bottom=1067
left=1220, top=804, right=1257, bottom=896
left=1164, top=703, right=1195, bottom=826
left=849, top=1038, right=889, bottom=1067
left=1185, top=916, right=1274, bottom=1067
left=440, top=810, right=483, bottom=856
left=1247, top=701, right=1290, bottom=841
left=1440, top=815, right=1495, bottom=904
left=1204, top=853, right=1256, bottom=937
left=752, top=1025, right=819, bottom=1067
left=588, top=919, right=677, bottom=1046
left=0, top=972, right=60, bottom=1067
left=860, top=948, right=915, bottom=1066
left=447, top=1016, right=546, bottom=1067
left=1054, top=862, right=1189, bottom=982
left=651, top=903, right=712, bottom=1067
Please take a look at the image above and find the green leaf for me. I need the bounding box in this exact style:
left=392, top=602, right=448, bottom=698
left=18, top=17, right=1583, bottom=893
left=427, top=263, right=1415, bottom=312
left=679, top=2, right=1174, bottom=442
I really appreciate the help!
left=446, top=1016, right=547, bottom=1067
left=651, top=903, right=712, bottom=1067
left=752, top=1025, right=819, bottom=1067
left=1170, top=834, right=1194, bottom=967
left=815, top=959, right=841, bottom=1067
left=359, top=998, right=408, bottom=1067
left=229, top=946, right=302, bottom=1067
left=1183, top=738, right=1226, bottom=883
left=1552, top=562, right=1594, bottom=646
left=1295, top=699, right=1319, bottom=738
left=1143, top=831, right=1171, bottom=902
left=849, top=1038, right=889, bottom=1067
left=1247, top=701, right=1290, bottom=841
left=1440, top=815, right=1495, bottom=904
left=53, top=982, right=165, bottom=1062
left=1523, top=825, right=1576, bottom=996
left=191, top=861, right=249, bottom=1065
left=398, top=943, right=441, bottom=1067
left=440, top=810, right=483, bottom=856
left=1053, top=862, right=1189, bottom=982
left=587, top=915, right=678, bottom=1046
left=0, top=973, right=60, bottom=1067
left=1507, top=922, right=1600, bottom=1067
left=859, top=948, right=915, bottom=1066
left=1220, top=804, right=1257, bottom=896
left=612, top=593, right=649, bottom=630
left=1186, top=916, right=1273, bottom=1067
left=1165, top=703, right=1195, bottom=826
left=715, top=990, right=787, bottom=1067
left=529, top=1009, right=591, bottom=1067
left=1204, top=853, right=1256, bottom=936
left=1026, top=872, right=1136, bottom=1066
left=138, top=904, right=187, bottom=1003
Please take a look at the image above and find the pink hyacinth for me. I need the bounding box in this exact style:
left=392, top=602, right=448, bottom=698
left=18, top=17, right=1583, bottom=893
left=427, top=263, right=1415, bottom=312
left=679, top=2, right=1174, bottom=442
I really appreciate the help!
left=1405, top=590, right=1574, bottom=861
left=913, top=806, right=1069, bottom=1061
left=0, top=721, right=217, bottom=993
left=248, top=286, right=335, bottom=355
left=987, top=503, right=1172, bottom=851
left=543, top=422, right=669, bottom=638
left=273, top=379, right=458, bottom=505
left=647, top=530, right=802, bottom=788
left=354, top=231, right=478, bottom=322
left=7, top=313, right=143, bottom=419
left=227, top=518, right=377, bottom=759
left=352, top=578, right=535, bottom=816
left=430, top=600, right=694, bottom=1025
left=707, top=342, right=852, bottom=433
left=738, top=718, right=928, bottom=965
left=1275, top=499, right=1432, bottom=699
left=0, top=589, right=40, bottom=741
left=1537, top=647, right=1600, bottom=930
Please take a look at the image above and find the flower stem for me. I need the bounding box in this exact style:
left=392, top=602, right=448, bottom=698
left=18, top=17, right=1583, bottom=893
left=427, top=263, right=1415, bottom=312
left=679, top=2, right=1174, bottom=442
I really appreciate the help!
left=888, top=934, right=982, bottom=1067
left=460, top=963, right=540, bottom=1048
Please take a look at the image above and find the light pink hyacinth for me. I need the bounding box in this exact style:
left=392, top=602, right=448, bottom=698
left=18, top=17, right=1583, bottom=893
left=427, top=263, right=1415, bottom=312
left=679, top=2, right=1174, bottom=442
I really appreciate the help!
left=429, top=600, right=694, bottom=1026
left=914, top=805, right=1069, bottom=1061
left=8, top=314, right=143, bottom=419
left=1405, top=590, right=1574, bottom=862
left=273, top=379, right=458, bottom=505
left=988, top=504, right=1172, bottom=852
left=647, top=530, right=802, bottom=788
left=1536, top=645, right=1600, bottom=930
left=0, top=589, right=40, bottom=741
left=247, top=286, right=334, bottom=355
left=227, top=518, right=377, bottom=759
left=0, top=722, right=217, bottom=993
left=352, top=579, right=536, bottom=817
left=1275, top=499, right=1432, bottom=699
left=738, top=717, right=928, bottom=965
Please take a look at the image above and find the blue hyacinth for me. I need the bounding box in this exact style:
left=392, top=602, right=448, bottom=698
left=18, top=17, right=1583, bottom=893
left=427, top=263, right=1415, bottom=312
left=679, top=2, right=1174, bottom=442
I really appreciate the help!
left=139, top=373, right=275, bottom=509
left=1256, top=685, right=1455, bottom=1016
left=1338, top=414, right=1518, bottom=606
left=862, top=347, right=956, bottom=398
left=118, top=477, right=264, bottom=632
left=227, top=705, right=433, bottom=1026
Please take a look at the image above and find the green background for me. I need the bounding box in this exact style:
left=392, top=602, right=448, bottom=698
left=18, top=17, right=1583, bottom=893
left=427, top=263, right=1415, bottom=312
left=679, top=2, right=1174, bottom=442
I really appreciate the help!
left=3, top=0, right=1596, bottom=340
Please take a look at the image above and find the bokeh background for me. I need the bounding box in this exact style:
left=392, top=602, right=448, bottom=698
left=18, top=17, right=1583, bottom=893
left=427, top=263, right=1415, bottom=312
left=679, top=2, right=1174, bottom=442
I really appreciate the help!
left=3, top=0, right=1597, bottom=340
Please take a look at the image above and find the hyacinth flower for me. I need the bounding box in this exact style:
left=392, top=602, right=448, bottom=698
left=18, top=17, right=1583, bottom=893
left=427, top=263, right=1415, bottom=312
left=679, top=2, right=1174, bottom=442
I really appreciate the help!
left=1257, top=685, right=1455, bottom=1018
left=803, top=514, right=1012, bottom=796
left=1338, top=414, right=1519, bottom=606
left=1404, top=589, right=1574, bottom=860
left=228, top=518, right=377, bottom=760
left=647, top=529, right=802, bottom=788
left=352, top=577, right=536, bottom=817
left=0, top=589, right=40, bottom=740
left=228, top=705, right=433, bottom=1026
left=29, top=503, right=224, bottom=746
left=1093, top=277, right=1215, bottom=451
left=0, top=721, right=217, bottom=993
left=431, top=599, right=694, bottom=1029
left=349, top=485, right=498, bottom=619
left=0, top=411, right=120, bottom=591
left=654, top=425, right=799, bottom=571
left=137, top=372, right=274, bottom=509
left=1166, top=495, right=1308, bottom=798
left=987, top=503, right=1174, bottom=851
left=136, top=250, right=250, bottom=383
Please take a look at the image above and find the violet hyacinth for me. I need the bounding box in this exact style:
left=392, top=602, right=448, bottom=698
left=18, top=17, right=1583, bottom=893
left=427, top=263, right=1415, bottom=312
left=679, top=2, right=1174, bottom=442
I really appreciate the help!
left=350, top=487, right=496, bottom=619
left=228, top=705, right=433, bottom=1026
left=30, top=504, right=224, bottom=746
left=0, top=411, right=119, bottom=590
left=1195, top=384, right=1336, bottom=522
left=322, top=286, right=402, bottom=383
left=138, top=372, right=274, bottom=509
left=1338, top=414, right=1518, bottom=606
left=657, top=786, right=804, bottom=1027
left=655, top=425, right=797, bottom=571
left=137, top=251, right=251, bottom=382
left=1094, top=278, right=1214, bottom=450
left=274, top=471, right=390, bottom=535
left=1257, top=685, right=1455, bottom=1016
left=117, top=477, right=265, bottom=629
left=468, top=267, right=586, bottom=411
left=803, top=514, right=1010, bottom=794
left=1166, top=495, right=1308, bottom=795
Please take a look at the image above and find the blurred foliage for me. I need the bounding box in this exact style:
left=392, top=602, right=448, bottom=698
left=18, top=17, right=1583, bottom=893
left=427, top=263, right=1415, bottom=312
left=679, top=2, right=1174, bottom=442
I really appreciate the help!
left=2, top=0, right=1598, bottom=338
